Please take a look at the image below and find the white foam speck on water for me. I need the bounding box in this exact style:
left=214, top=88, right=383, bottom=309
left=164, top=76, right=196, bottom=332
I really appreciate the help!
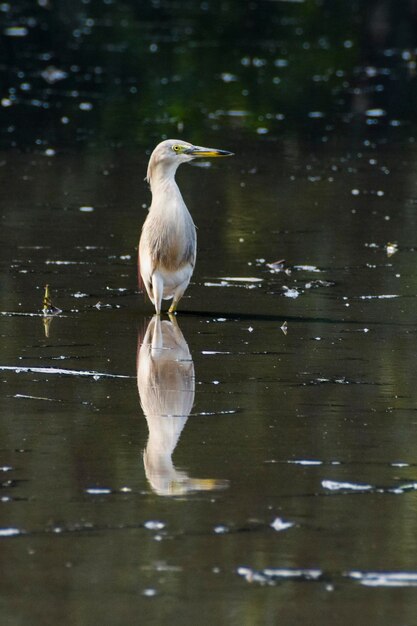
left=0, top=528, right=22, bottom=537
left=388, top=482, right=417, bottom=494
left=45, top=260, right=89, bottom=265
left=86, top=488, right=112, bottom=495
left=348, top=571, right=417, bottom=587
left=204, top=275, right=261, bottom=289
left=142, top=588, right=157, bottom=597
left=289, top=459, right=323, bottom=466
left=4, top=26, right=28, bottom=37
left=1, top=311, right=44, bottom=317
left=365, top=108, right=386, bottom=117
left=201, top=351, right=231, bottom=355
left=204, top=281, right=229, bottom=288
left=237, top=566, right=322, bottom=583
left=270, top=518, right=294, bottom=531
left=144, top=521, right=165, bottom=530
left=359, top=294, right=399, bottom=300
left=0, top=365, right=131, bottom=379
left=283, top=287, right=300, bottom=298
left=14, top=394, right=59, bottom=402
left=220, top=277, right=263, bottom=282
left=214, top=525, right=229, bottom=534
left=293, top=265, right=321, bottom=272
left=322, top=480, right=373, bottom=491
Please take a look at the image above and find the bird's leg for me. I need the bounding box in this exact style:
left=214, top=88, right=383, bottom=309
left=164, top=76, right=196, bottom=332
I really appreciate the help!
left=168, top=279, right=189, bottom=314
left=167, top=312, right=179, bottom=326
left=152, top=273, right=164, bottom=315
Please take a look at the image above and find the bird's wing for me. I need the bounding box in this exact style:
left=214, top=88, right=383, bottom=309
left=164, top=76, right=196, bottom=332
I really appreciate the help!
left=138, top=231, right=155, bottom=300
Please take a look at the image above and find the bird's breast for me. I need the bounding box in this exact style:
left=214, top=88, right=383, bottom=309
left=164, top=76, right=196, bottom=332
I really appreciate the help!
left=149, top=209, right=196, bottom=272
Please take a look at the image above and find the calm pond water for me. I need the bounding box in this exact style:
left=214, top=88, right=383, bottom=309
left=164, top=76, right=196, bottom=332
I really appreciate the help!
left=2, top=2, right=417, bottom=625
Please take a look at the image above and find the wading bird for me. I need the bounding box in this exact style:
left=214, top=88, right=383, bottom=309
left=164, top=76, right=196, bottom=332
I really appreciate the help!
left=139, top=139, right=233, bottom=314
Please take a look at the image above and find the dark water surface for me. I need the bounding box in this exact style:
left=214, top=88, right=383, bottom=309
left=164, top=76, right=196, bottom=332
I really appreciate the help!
left=2, top=1, right=417, bottom=625
left=2, top=134, right=417, bottom=625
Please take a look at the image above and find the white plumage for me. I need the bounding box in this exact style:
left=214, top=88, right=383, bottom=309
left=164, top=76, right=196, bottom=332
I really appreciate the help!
left=139, top=139, right=233, bottom=314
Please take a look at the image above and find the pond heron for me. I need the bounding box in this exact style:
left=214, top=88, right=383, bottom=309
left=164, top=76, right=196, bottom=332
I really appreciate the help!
left=139, top=139, right=233, bottom=314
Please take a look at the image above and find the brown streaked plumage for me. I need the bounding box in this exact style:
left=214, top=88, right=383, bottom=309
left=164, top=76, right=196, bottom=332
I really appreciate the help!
left=138, top=139, right=233, bottom=314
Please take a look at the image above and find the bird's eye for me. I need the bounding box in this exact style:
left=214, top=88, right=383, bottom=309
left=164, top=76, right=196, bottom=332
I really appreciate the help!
left=172, top=145, right=182, bottom=152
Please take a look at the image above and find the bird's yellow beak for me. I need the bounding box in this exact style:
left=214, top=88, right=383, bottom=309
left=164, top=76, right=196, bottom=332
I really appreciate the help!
left=185, top=145, right=234, bottom=157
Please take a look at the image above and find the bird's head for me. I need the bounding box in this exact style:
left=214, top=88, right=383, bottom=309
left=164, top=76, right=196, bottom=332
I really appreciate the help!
left=146, top=139, right=233, bottom=185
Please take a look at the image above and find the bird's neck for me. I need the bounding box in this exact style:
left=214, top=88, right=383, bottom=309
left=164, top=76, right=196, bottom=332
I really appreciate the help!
left=148, top=164, right=193, bottom=223
left=149, top=164, right=181, bottom=199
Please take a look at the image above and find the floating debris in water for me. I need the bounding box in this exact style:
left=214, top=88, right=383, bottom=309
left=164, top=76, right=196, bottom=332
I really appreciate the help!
left=214, top=525, right=229, bottom=534
left=45, top=260, right=89, bottom=265
left=365, top=108, right=386, bottom=117
left=85, top=488, right=112, bottom=495
left=348, top=571, right=417, bottom=587
left=294, top=265, right=321, bottom=272
left=204, top=279, right=260, bottom=289
left=41, top=66, right=68, bottom=84
left=144, top=521, right=165, bottom=530
left=359, top=294, right=399, bottom=300
left=341, top=328, right=370, bottom=333
left=93, top=301, right=120, bottom=309
left=238, top=566, right=417, bottom=588
left=142, top=588, right=158, bottom=597
left=237, top=566, right=323, bottom=584
left=201, top=350, right=231, bottom=355
left=0, top=365, right=131, bottom=379
left=305, top=279, right=335, bottom=289
left=220, top=277, right=262, bottom=283
left=0, top=528, right=22, bottom=537
left=288, top=459, right=323, bottom=466
left=282, top=286, right=300, bottom=299
left=42, top=284, right=61, bottom=316
left=280, top=321, right=288, bottom=335
left=322, top=480, right=373, bottom=491
left=385, top=242, right=398, bottom=257
left=79, top=206, right=94, bottom=212
left=14, top=394, right=61, bottom=402
left=220, top=72, right=238, bottom=83
left=42, top=284, right=61, bottom=337
left=4, top=26, right=28, bottom=37
left=388, top=482, right=417, bottom=494
left=270, top=518, right=294, bottom=532
left=266, top=259, right=287, bottom=273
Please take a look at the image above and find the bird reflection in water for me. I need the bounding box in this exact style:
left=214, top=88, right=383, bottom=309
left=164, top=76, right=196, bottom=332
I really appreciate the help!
left=137, top=315, right=228, bottom=496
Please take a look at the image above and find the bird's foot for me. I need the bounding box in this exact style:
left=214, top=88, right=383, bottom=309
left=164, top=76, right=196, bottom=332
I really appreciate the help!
left=168, top=302, right=177, bottom=314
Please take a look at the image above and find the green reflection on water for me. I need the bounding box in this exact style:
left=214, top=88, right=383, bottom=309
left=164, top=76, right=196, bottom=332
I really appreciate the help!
left=2, top=1, right=417, bottom=148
